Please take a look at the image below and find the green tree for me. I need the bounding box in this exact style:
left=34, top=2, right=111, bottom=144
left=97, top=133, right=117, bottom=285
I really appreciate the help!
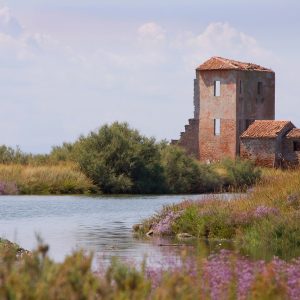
left=160, top=145, right=220, bottom=194
left=72, top=122, right=165, bottom=194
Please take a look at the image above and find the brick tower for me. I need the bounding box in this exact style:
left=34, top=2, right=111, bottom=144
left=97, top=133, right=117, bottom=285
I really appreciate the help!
left=172, top=56, right=275, bottom=161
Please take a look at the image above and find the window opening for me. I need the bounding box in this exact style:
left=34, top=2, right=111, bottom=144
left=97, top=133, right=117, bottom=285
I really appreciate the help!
left=214, top=81, right=221, bottom=97
left=214, top=119, right=221, bottom=136
left=293, top=141, right=300, bottom=151
left=257, top=82, right=263, bottom=95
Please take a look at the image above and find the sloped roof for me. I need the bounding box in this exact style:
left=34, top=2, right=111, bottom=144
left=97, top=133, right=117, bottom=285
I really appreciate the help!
left=241, top=120, right=293, bottom=139
left=286, top=128, right=300, bottom=139
left=197, top=57, right=273, bottom=72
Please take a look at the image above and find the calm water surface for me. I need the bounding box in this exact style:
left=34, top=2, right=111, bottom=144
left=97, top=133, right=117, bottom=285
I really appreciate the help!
left=0, top=194, right=237, bottom=267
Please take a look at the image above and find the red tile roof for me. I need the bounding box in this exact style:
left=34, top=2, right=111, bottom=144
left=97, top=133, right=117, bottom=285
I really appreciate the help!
left=197, top=57, right=273, bottom=72
left=241, top=120, right=293, bottom=139
left=286, top=128, right=300, bottom=139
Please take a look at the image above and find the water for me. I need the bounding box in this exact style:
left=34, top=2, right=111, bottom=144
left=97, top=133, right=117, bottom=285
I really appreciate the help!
left=0, top=194, right=237, bottom=267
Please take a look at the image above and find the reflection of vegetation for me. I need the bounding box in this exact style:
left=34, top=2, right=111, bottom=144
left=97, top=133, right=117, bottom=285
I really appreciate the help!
left=138, top=168, right=300, bottom=260
left=0, top=240, right=298, bottom=299
left=0, top=122, right=260, bottom=194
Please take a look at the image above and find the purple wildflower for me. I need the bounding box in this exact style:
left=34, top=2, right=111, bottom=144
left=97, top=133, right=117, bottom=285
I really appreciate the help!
left=152, top=211, right=182, bottom=235
left=144, top=250, right=300, bottom=299
left=0, top=181, right=18, bottom=195
left=286, top=258, right=300, bottom=300
left=254, top=205, right=279, bottom=218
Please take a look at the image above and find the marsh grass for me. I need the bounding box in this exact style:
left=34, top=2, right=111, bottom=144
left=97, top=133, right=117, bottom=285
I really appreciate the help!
left=0, top=163, right=97, bottom=195
left=138, top=168, right=300, bottom=259
left=0, top=241, right=299, bottom=299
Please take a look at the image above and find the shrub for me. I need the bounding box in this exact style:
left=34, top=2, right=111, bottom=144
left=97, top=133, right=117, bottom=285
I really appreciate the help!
left=218, top=158, right=261, bottom=190
left=160, top=145, right=221, bottom=194
left=71, top=122, right=166, bottom=194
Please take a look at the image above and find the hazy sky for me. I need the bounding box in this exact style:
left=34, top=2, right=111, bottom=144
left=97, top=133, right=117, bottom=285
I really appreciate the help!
left=0, top=0, right=299, bottom=153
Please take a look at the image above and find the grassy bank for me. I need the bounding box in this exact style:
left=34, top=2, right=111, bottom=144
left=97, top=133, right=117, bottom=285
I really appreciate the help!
left=136, top=168, right=300, bottom=259
left=0, top=240, right=299, bottom=299
left=0, top=164, right=96, bottom=195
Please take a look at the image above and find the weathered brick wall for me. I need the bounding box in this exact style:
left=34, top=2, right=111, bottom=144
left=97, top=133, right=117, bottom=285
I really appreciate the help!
left=282, top=138, right=300, bottom=166
left=173, top=63, right=275, bottom=163
left=240, top=138, right=276, bottom=167
left=175, top=118, right=200, bottom=159
left=198, top=70, right=237, bottom=161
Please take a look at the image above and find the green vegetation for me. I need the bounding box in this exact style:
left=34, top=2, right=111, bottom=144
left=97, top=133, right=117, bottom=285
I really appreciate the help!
left=137, top=168, right=300, bottom=259
left=0, top=122, right=260, bottom=194
left=0, top=240, right=298, bottom=299
left=70, top=123, right=165, bottom=194
left=0, top=164, right=96, bottom=195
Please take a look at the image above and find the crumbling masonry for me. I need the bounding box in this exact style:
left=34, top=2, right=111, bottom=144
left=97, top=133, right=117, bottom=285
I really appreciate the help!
left=172, top=57, right=300, bottom=167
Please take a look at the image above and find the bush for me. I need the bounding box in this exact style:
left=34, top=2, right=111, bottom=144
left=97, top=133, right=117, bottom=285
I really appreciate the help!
left=218, top=158, right=261, bottom=190
left=0, top=145, right=29, bottom=164
left=70, top=122, right=166, bottom=194
left=161, top=145, right=221, bottom=194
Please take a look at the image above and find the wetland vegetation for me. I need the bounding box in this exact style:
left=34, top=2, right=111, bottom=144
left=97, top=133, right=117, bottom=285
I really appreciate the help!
left=0, top=122, right=260, bottom=195
left=0, top=123, right=299, bottom=299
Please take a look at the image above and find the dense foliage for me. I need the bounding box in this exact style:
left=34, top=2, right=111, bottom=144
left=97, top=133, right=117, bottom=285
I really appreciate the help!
left=0, top=122, right=261, bottom=194
left=49, top=122, right=260, bottom=194
left=71, top=123, right=165, bottom=193
left=160, top=145, right=221, bottom=194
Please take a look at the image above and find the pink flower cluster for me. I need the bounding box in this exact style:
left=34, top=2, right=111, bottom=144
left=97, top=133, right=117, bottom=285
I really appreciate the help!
left=253, top=205, right=279, bottom=218
left=0, top=181, right=18, bottom=195
left=146, top=250, right=300, bottom=299
left=152, top=211, right=182, bottom=235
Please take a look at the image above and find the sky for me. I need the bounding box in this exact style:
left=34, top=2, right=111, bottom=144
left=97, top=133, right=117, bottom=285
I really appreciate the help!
left=0, top=0, right=299, bottom=153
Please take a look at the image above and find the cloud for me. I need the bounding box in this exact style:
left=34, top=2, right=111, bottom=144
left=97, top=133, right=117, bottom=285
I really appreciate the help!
left=0, top=10, right=277, bottom=152
left=175, top=22, right=275, bottom=70
left=0, top=6, right=22, bottom=37
left=138, top=22, right=166, bottom=44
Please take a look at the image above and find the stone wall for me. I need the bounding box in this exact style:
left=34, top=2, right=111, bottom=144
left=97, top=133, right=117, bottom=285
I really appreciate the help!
left=240, top=138, right=276, bottom=167
left=240, top=123, right=295, bottom=168
left=282, top=138, right=300, bottom=167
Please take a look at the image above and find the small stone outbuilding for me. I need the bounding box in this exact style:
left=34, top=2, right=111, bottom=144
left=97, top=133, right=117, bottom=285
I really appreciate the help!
left=240, top=120, right=300, bottom=167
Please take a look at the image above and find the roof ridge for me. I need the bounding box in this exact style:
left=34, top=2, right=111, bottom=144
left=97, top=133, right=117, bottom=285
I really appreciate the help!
left=241, top=120, right=293, bottom=139
left=197, top=56, right=273, bottom=72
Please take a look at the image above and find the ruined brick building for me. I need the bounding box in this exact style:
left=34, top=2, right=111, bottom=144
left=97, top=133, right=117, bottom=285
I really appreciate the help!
left=172, top=56, right=300, bottom=167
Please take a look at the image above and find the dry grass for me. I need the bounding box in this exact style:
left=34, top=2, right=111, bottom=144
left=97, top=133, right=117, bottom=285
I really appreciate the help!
left=138, top=168, right=300, bottom=259
left=0, top=163, right=97, bottom=194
